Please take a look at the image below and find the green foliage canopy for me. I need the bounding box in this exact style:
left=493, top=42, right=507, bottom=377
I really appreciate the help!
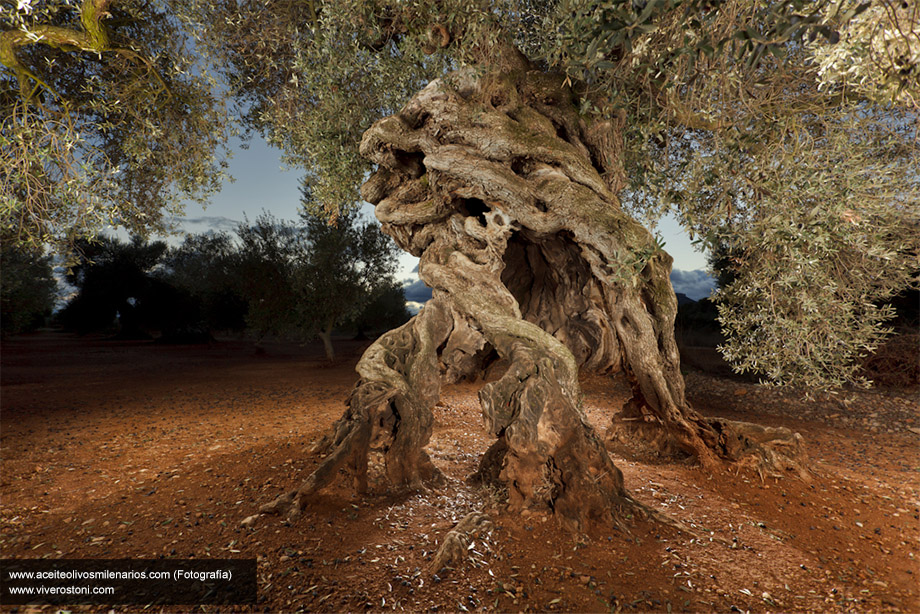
left=5, top=0, right=919, bottom=387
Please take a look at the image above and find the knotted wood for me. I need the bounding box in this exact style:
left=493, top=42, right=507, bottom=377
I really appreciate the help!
left=256, top=56, right=806, bottom=528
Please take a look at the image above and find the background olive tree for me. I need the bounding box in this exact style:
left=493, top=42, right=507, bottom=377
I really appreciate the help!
left=55, top=221, right=408, bottom=346
left=57, top=235, right=205, bottom=339
left=164, top=232, right=249, bottom=334
left=207, top=209, right=406, bottom=354
left=233, top=213, right=302, bottom=341
left=295, top=205, right=405, bottom=360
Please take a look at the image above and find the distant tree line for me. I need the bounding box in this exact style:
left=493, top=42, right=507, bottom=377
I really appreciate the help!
left=5, top=221, right=912, bottom=381
left=1, top=212, right=410, bottom=358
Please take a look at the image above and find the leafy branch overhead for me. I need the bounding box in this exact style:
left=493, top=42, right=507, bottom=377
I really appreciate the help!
left=2, top=0, right=119, bottom=97
left=1, top=0, right=231, bottom=250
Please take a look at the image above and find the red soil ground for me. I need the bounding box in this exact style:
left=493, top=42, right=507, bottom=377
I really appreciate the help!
left=1, top=332, right=918, bottom=613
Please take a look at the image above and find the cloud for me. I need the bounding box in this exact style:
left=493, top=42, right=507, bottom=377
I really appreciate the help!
left=670, top=269, right=716, bottom=301
left=174, top=216, right=241, bottom=233
left=402, top=279, right=433, bottom=303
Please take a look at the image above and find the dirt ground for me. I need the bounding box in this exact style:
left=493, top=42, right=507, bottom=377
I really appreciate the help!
left=1, top=332, right=918, bottom=613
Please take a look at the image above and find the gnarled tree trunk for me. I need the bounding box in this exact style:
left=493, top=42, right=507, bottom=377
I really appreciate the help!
left=258, top=50, right=805, bottom=529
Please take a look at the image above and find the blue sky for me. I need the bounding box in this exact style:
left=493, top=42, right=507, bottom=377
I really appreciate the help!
left=176, top=137, right=715, bottom=301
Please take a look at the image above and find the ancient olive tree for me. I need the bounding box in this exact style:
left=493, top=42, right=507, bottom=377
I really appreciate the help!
left=198, top=0, right=919, bottom=529
left=1, top=0, right=230, bottom=250
left=8, top=0, right=919, bottom=529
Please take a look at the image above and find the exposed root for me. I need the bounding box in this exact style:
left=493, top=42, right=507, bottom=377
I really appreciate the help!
left=259, top=491, right=296, bottom=516
left=607, top=415, right=696, bottom=462
left=469, top=438, right=508, bottom=487
left=714, top=418, right=809, bottom=480
left=428, top=511, right=494, bottom=574
left=256, top=413, right=375, bottom=522
left=607, top=411, right=808, bottom=480
left=248, top=300, right=463, bottom=524
left=240, top=491, right=301, bottom=527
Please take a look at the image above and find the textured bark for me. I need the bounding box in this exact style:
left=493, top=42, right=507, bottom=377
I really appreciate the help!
left=260, top=298, right=454, bottom=520
left=355, top=61, right=660, bottom=529
left=254, top=51, right=805, bottom=528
